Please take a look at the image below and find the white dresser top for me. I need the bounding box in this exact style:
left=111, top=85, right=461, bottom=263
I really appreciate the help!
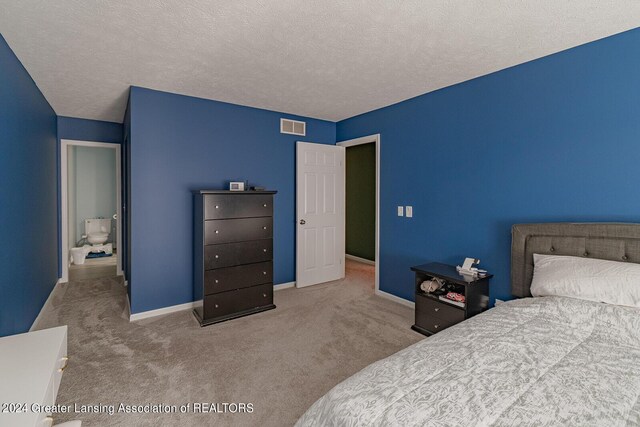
left=0, top=326, right=68, bottom=426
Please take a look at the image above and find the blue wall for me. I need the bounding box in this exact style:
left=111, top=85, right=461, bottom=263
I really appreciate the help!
left=128, top=87, right=335, bottom=313
left=58, top=116, right=123, bottom=144
left=56, top=116, right=123, bottom=275
left=0, top=35, right=58, bottom=336
left=123, top=100, right=132, bottom=300
left=337, top=28, right=640, bottom=303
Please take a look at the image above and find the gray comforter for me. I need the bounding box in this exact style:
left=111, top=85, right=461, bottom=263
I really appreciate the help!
left=296, top=296, right=640, bottom=426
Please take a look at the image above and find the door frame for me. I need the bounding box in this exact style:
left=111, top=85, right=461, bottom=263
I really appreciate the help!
left=60, top=139, right=123, bottom=283
left=337, top=134, right=380, bottom=293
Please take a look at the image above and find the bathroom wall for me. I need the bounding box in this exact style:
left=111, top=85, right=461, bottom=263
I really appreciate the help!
left=0, top=35, right=58, bottom=337
left=69, top=145, right=117, bottom=246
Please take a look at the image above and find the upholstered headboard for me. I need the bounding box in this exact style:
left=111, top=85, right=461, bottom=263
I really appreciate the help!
left=511, top=223, right=640, bottom=297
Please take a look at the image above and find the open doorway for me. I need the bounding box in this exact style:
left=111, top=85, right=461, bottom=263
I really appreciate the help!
left=60, top=139, right=122, bottom=282
left=337, top=134, right=379, bottom=293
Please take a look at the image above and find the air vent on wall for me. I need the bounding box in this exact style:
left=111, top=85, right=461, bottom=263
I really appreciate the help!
left=280, top=118, right=306, bottom=136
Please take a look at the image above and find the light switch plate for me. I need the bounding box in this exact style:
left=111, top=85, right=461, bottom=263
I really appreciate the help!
left=397, top=206, right=404, bottom=216
left=406, top=206, right=413, bottom=217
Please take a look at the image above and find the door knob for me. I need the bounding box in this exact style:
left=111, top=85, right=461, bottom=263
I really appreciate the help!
left=299, top=219, right=306, bottom=225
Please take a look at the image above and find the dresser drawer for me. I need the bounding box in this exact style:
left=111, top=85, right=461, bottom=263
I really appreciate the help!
left=205, top=217, right=272, bottom=244
left=205, top=262, right=272, bottom=295
left=203, top=283, right=273, bottom=319
left=415, top=312, right=459, bottom=334
left=204, top=194, right=273, bottom=219
left=416, top=293, right=465, bottom=324
left=204, top=240, right=272, bottom=270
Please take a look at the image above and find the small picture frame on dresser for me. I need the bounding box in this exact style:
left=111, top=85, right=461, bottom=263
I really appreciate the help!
left=411, top=262, right=492, bottom=336
left=228, top=181, right=246, bottom=191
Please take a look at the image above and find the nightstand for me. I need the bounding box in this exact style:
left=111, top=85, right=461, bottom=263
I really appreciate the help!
left=411, top=262, right=492, bottom=336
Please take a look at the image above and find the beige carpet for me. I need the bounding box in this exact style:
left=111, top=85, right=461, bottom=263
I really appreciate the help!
left=36, top=260, right=422, bottom=426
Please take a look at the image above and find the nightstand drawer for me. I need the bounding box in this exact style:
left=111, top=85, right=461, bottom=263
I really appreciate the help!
left=416, top=294, right=465, bottom=324
left=415, top=312, right=459, bottom=334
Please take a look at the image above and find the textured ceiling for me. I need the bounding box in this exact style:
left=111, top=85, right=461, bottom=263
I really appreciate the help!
left=0, top=1, right=639, bottom=123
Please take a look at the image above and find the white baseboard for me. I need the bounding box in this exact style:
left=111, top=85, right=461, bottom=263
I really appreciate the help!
left=345, top=254, right=376, bottom=265
left=30, top=278, right=62, bottom=331
left=129, top=301, right=196, bottom=322
left=375, top=289, right=415, bottom=309
left=274, top=281, right=295, bottom=291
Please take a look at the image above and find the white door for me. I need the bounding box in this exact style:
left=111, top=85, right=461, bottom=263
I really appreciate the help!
left=296, top=142, right=345, bottom=287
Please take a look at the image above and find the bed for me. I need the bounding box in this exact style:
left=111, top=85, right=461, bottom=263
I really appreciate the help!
left=296, top=223, right=640, bottom=426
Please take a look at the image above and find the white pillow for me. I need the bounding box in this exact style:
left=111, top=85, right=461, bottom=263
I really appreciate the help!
left=531, top=254, right=640, bottom=308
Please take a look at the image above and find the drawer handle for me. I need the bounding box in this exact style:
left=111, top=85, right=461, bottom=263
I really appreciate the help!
left=215, top=255, right=219, bottom=259
left=263, top=226, right=267, bottom=230
left=58, top=356, right=69, bottom=372
left=263, top=249, right=267, bottom=253
left=215, top=205, right=220, bottom=209
left=434, top=308, right=440, bottom=312
left=215, top=230, right=219, bottom=234
left=263, top=204, right=267, bottom=207
left=263, top=271, right=267, bottom=275
left=263, top=293, right=267, bottom=297
left=215, top=304, right=219, bottom=308
left=215, top=279, right=219, bottom=284
left=434, top=324, right=440, bottom=329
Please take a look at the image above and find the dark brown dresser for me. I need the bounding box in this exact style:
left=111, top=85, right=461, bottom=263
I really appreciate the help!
left=193, top=190, right=277, bottom=326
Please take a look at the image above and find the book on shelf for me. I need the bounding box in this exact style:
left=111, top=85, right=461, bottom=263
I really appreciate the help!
left=438, top=295, right=465, bottom=308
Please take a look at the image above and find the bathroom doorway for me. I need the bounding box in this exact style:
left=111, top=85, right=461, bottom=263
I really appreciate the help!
left=60, top=140, right=122, bottom=282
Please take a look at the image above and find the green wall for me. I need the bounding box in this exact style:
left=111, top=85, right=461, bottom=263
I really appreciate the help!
left=345, top=143, right=375, bottom=261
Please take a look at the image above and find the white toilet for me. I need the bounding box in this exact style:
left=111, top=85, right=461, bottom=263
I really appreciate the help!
left=84, top=218, right=111, bottom=245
